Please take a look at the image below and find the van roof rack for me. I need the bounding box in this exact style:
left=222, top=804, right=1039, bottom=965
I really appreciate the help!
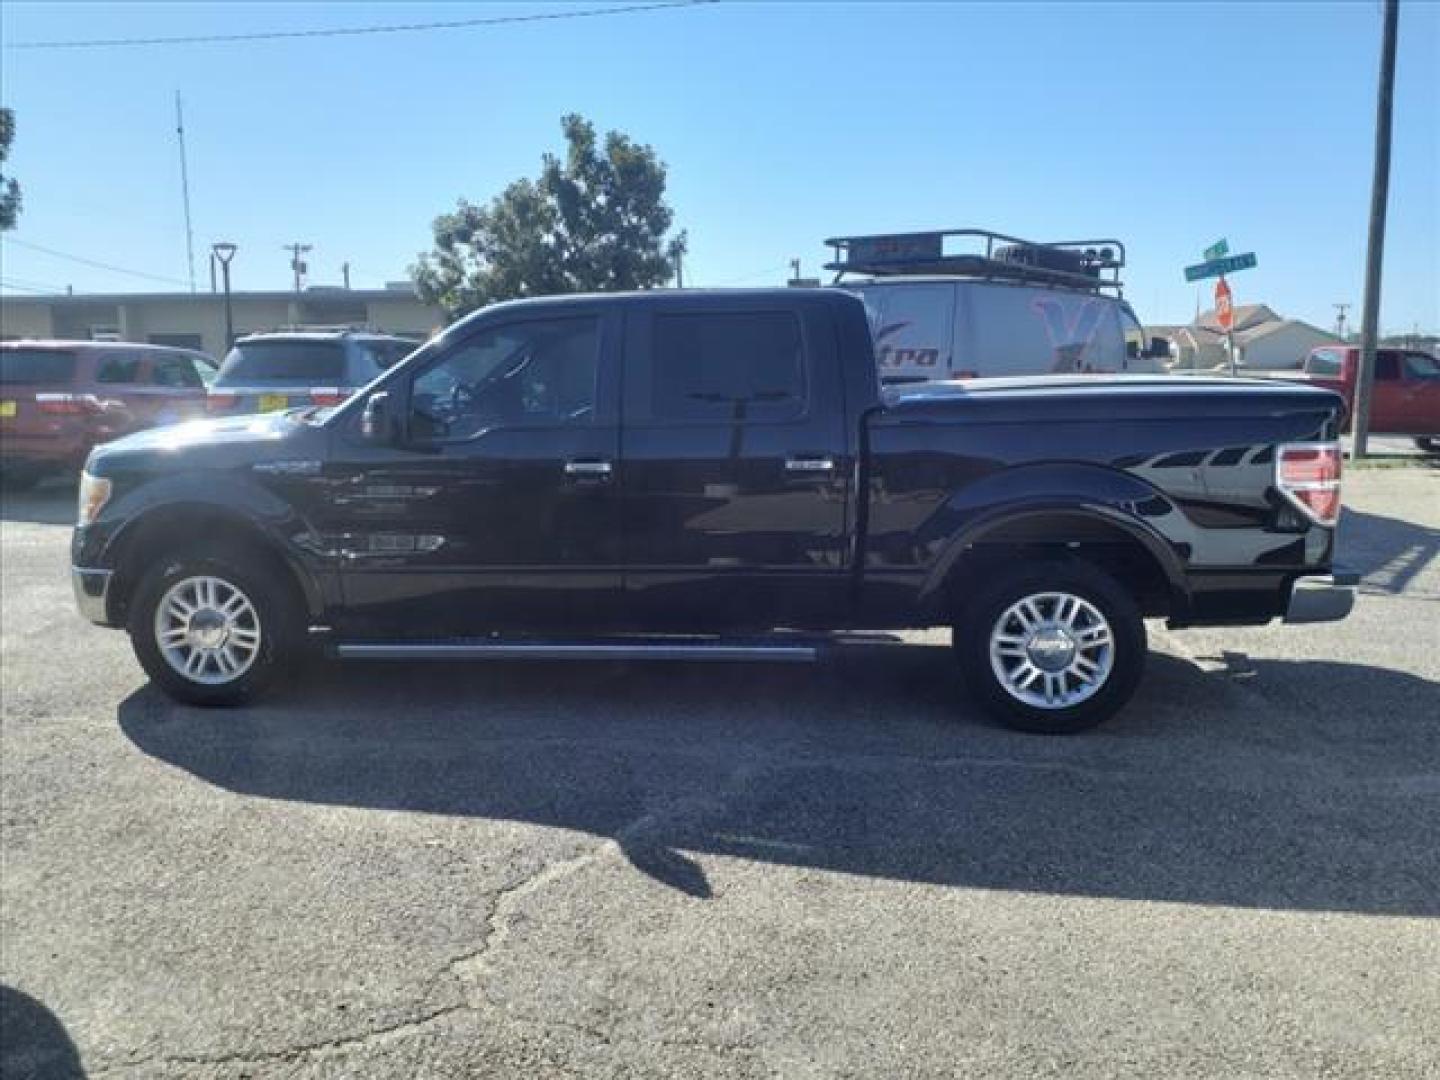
left=824, top=228, right=1125, bottom=294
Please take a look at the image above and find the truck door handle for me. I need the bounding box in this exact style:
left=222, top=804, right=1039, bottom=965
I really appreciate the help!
left=785, top=456, right=837, bottom=474
left=564, top=459, right=613, bottom=478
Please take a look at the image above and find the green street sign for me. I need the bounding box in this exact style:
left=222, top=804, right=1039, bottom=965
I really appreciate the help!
left=1203, top=238, right=1229, bottom=261
left=1184, top=252, right=1257, bottom=282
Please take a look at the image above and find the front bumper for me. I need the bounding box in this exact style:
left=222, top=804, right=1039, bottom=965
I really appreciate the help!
left=1283, top=568, right=1358, bottom=624
left=72, top=567, right=114, bottom=626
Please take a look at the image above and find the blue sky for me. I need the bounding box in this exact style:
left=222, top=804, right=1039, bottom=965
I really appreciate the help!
left=1, top=1, right=1436, bottom=331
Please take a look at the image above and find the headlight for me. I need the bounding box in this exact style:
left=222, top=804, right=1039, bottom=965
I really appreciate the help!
left=77, top=471, right=113, bottom=527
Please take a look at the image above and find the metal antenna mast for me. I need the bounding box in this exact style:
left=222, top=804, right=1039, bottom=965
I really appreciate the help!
left=175, top=91, right=197, bottom=293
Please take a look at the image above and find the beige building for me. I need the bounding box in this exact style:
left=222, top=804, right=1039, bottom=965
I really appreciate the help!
left=0, top=286, right=446, bottom=359
left=1150, top=304, right=1339, bottom=372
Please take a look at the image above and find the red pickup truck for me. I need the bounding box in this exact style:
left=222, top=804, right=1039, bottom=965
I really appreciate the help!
left=1287, top=345, right=1440, bottom=452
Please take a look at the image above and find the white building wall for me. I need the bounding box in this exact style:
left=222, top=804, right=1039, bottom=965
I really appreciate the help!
left=1240, top=324, right=1339, bottom=371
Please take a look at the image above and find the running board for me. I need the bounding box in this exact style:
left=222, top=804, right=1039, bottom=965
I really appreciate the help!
left=334, top=639, right=821, bottom=663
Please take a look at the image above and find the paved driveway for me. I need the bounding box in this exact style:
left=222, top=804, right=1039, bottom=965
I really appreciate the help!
left=2, top=469, right=1437, bottom=1078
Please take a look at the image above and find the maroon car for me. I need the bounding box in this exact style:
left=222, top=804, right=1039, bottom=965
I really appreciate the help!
left=1, top=340, right=217, bottom=489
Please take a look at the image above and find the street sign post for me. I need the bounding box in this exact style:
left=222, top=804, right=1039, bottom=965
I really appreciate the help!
left=1183, top=251, right=1257, bottom=282
left=1203, top=239, right=1230, bottom=262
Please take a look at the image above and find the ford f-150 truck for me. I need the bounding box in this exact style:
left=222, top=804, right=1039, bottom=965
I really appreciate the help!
left=71, top=289, right=1354, bottom=733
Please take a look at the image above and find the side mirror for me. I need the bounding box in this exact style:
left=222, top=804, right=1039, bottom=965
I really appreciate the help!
left=360, top=391, right=396, bottom=445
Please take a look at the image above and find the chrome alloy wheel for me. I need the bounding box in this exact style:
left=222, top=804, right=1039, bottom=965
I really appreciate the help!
left=988, top=591, right=1114, bottom=710
left=153, top=575, right=262, bottom=685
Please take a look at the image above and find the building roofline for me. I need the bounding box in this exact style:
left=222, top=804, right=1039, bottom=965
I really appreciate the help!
left=1, top=288, right=425, bottom=304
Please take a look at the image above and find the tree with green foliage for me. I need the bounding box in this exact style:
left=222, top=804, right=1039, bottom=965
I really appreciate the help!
left=415, top=114, right=685, bottom=317
left=0, top=108, right=21, bottom=231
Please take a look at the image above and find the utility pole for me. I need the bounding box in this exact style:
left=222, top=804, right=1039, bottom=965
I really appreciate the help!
left=284, top=242, right=313, bottom=294
left=790, top=258, right=801, bottom=282
left=1333, top=302, right=1351, bottom=340
left=674, top=248, right=684, bottom=289
left=342, top=261, right=351, bottom=290
left=175, top=92, right=197, bottom=293
left=1353, top=0, right=1399, bottom=460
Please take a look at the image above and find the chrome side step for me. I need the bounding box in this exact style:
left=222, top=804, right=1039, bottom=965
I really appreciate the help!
left=335, top=639, right=820, bottom=663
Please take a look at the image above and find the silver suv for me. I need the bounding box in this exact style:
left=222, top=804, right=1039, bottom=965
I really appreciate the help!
left=207, top=329, right=418, bottom=416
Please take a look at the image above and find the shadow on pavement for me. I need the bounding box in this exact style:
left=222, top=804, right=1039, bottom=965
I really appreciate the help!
left=1339, top=504, right=1440, bottom=595
left=0, top=985, right=85, bottom=1079
left=0, top=479, right=77, bottom=527
left=118, top=643, right=1440, bottom=916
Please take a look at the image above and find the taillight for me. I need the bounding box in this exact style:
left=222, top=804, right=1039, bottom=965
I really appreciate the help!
left=1276, top=442, right=1342, bottom=526
left=309, top=387, right=351, bottom=408
left=36, top=392, right=106, bottom=416
left=206, top=393, right=238, bottom=413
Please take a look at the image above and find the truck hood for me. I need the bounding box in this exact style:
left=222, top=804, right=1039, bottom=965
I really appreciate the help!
left=86, top=411, right=313, bottom=471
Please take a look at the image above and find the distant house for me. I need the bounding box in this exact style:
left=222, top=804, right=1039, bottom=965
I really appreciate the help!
left=1150, top=304, right=1338, bottom=371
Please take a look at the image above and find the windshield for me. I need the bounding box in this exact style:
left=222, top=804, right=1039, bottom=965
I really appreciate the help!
left=0, top=348, right=78, bottom=385
left=215, top=340, right=346, bottom=386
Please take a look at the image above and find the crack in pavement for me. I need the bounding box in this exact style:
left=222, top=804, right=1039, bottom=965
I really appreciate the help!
left=90, top=1002, right=468, bottom=1076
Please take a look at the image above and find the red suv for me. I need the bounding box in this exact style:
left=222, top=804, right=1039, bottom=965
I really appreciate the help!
left=1, top=340, right=217, bottom=489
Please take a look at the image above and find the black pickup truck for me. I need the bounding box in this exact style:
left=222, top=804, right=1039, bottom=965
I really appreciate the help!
left=71, top=289, right=1354, bottom=732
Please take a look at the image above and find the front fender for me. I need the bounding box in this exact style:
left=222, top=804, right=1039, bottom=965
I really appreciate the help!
left=77, top=470, right=330, bottom=622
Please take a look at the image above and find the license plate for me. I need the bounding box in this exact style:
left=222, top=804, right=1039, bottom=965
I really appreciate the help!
left=258, top=394, right=290, bottom=413
left=0, top=400, right=15, bottom=418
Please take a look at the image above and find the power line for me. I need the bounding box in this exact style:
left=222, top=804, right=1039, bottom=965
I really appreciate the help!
left=2, top=238, right=191, bottom=287
left=5, top=1, right=717, bottom=51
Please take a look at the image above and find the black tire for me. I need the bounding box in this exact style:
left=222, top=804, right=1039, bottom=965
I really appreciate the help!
left=1415, top=437, right=1439, bottom=456
left=955, top=560, right=1146, bottom=734
left=127, top=549, right=298, bottom=706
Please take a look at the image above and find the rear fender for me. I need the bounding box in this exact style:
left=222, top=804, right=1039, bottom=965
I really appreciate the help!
left=917, top=463, right=1192, bottom=613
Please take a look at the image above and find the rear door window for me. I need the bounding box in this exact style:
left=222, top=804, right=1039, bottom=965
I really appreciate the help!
left=1375, top=352, right=1401, bottom=381
left=0, top=349, right=78, bottom=385
left=649, top=311, right=805, bottom=422
left=150, top=352, right=206, bottom=389
left=1307, top=349, right=1343, bottom=376
left=215, top=340, right=346, bottom=386
left=96, top=354, right=144, bottom=384
left=1402, top=352, right=1439, bottom=379
left=357, top=339, right=417, bottom=375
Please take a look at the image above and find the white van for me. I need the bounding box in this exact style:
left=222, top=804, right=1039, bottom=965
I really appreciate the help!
left=826, top=229, right=1168, bottom=382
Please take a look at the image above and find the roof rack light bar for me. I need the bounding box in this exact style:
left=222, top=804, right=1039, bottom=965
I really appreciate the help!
left=824, top=227, right=1126, bottom=294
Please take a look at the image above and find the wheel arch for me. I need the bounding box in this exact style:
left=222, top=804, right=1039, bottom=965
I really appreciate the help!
left=105, top=502, right=323, bottom=627
left=922, top=502, right=1191, bottom=621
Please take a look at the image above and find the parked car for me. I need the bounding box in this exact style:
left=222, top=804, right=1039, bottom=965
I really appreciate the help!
left=71, top=289, right=1352, bottom=733
left=1282, top=345, right=1440, bottom=451
left=826, top=228, right=1170, bottom=383
left=205, top=329, right=418, bottom=416
left=1, top=340, right=216, bottom=489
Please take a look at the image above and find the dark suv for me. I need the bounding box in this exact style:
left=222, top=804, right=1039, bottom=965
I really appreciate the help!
left=1, top=340, right=216, bottom=489
left=206, top=330, right=417, bottom=416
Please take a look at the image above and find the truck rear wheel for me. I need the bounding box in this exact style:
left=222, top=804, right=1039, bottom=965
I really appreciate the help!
left=127, top=550, right=296, bottom=706
left=955, top=561, right=1146, bottom=734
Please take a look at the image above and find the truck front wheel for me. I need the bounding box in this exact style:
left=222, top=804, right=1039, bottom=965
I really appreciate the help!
left=955, top=561, right=1146, bottom=734
left=127, top=550, right=296, bottom=706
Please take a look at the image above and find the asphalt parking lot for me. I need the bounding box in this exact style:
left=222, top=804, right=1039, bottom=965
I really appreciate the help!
left=2, top=467, right=1437, bottom=1078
